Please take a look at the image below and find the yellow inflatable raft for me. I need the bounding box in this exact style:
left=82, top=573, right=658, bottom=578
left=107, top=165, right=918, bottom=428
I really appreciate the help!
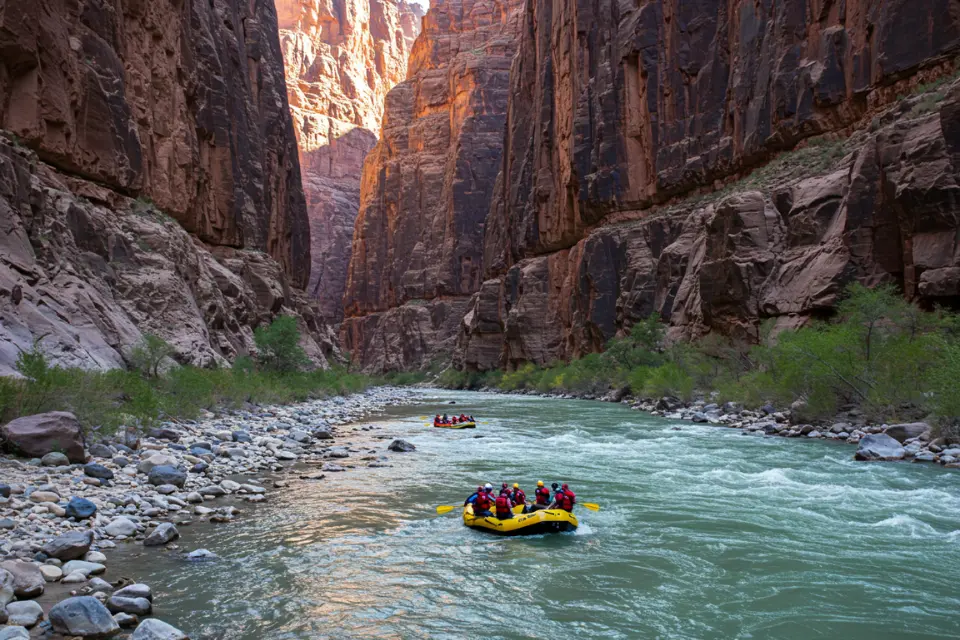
left=433, top=421, right=476, bottom=429
left=463, top=503, right=578, bottom=535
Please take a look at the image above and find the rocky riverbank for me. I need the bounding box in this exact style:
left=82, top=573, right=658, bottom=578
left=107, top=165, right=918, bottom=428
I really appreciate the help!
left=0, top=387, right=419, bottom=638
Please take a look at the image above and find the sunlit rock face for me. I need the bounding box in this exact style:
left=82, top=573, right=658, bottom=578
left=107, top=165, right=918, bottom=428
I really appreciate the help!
left=278, top=0, right=424, bottom=321
left=453, top=0, right=960, bottom=371
left=340, top=0, right=524, bottom=372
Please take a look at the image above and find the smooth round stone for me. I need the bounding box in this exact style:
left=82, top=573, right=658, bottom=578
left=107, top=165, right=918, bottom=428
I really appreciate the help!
left=6, top=600, right=43, bottom=627
left=62, top=571, right=87, bottom=584
left=84, top=551, right=108, bottom=564
left=155, top=484, right=178, bottom=495
left=40, top=564, right=63, bottom=581
left=48, top=595, right=120, bottom=637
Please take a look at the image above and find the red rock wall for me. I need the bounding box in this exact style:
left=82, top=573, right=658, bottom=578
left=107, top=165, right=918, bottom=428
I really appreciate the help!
left=277, top=0, right=424, bottom=320
left=0, top=0, right=311, bottom=288
left=458, top=0, right=960, bottom=370
left=341, top=0, right=523, bottom=371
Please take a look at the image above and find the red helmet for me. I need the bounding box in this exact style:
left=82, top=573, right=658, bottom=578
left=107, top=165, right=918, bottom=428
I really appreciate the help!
left=502, top=483, right=508, bottom=489
left=476, top=486, right=483, bottom=493
left=561, top=483, right=569, bottom=490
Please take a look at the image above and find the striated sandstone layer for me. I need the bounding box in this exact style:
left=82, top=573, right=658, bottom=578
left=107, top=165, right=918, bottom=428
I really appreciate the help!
left=455, top=0, right=960, bottom=371
left=0, top=0, right=310, bottom=287
left=277, top=0, right=423, bottom=320
left=0, top=139, right=338, bottom=377
left=340, top=0, right=523, bottom=371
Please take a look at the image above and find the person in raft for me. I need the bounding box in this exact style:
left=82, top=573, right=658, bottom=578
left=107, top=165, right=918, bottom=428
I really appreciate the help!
left=464, top=486, right=483, bottom=507
left=510, top=483, right=527, bottom=513
left=473, top=484, right=495, bottom=516
left=528, top=481, right=551, bottom=511
left=499, top=482, right=511, bottom=496
left=495, top=489, right=515, bottom=519
left=548, top=483, right=576, bottom=512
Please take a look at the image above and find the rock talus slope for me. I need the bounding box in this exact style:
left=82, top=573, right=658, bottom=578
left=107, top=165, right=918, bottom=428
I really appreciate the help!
left=277, top=0, right=424, bottom=320
left=457, top=0, right=960, bottom=370
left=341, top=0, right=523, bottom=371
left=0, top=0, right=337, bottom=374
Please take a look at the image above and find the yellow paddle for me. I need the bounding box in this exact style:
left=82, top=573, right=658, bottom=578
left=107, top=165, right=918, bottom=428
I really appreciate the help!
left=436, top=505, right=460, bottom=514
left=582, top=503, right=600, bottom=511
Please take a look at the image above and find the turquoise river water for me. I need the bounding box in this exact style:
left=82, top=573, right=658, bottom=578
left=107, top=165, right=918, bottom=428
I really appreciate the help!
left=110, top=390, right=960, bottom=639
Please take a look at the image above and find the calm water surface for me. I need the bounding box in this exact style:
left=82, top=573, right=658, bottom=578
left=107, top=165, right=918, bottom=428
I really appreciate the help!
left=110, top=390, right=960, bottom=639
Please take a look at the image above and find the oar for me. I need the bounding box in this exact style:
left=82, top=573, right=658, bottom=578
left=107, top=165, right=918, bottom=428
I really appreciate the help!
left=436, top=505, right=461, bottom=514
left=581, top=503, right=600, bottom=511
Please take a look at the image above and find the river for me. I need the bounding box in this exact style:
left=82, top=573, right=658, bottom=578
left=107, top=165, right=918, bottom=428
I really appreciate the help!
left=107, top=390, right=960, bottom=639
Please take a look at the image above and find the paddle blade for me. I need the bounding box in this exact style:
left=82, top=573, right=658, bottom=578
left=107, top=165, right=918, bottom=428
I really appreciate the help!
left=436, top=505, right=458, bottom=514
left=582, top=503, right=600, bottom=511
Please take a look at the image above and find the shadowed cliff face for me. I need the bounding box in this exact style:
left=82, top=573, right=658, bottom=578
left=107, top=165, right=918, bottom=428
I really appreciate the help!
left=277, top=0, right=423, bottom=321
left=456, top=0, right=960, bottom=371
left=0, top=0, right=341, bottom=373
left=0, top=0, right=311, bottom=288
left=340, top=0, right=523, bottom=372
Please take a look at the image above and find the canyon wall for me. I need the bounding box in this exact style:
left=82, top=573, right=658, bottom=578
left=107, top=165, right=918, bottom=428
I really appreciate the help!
left=0, top=0, right=338, bottom=375
left=340, top=0, right=523, bottom=371
left=457, top=0, right=960, bottom=370
left=277, top=0, right=423, bottom=321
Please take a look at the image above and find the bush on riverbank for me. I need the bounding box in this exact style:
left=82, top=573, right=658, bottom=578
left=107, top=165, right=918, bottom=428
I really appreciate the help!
left=438, top=285, right=960, bottom=426
left=0, top=317, right=375, bottom=436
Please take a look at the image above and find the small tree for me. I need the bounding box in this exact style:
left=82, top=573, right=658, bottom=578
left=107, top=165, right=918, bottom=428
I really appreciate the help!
left=254, top=316, right=310, bottom=373
left=130, top=334, right=175, bottom=378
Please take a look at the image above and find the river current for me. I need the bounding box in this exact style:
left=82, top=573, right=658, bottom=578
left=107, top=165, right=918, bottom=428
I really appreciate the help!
left=109, top=390, right=960, bottom=639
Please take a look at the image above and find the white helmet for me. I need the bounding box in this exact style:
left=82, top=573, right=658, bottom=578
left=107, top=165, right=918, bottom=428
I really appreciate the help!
left=484, top=483, right=493, bottom=490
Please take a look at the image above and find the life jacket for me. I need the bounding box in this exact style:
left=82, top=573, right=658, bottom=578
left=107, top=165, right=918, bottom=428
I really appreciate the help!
left=557, top=490, right=575, bottom=511
left=535, top=487, right=550, bottom=504
left=459, top=415, right=467, bottom=421
left=495, top=494, right=512, bottom=516
left=475, top=492, right=492, bottom=512
left=512, top=489, right=526, bottom=504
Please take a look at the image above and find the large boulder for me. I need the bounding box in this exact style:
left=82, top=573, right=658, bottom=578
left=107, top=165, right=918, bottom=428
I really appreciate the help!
left=143, top=523, right=179, bottom=547
left=148, top=465, right=186, bottom=488
left=0, top=561, right=44, bottom=598
left=387, top=439, right=416, bottom=452
left=48, top=596, right=120, bottom=638
left=131, top=618, right=188, bottom=640
left=884, top=422, right=931, bottom=443
left=855, top=434, right=907, bottom=461
left=0, top=412, right=85, bottom=462
left=42, top=530, right=93, bottom=561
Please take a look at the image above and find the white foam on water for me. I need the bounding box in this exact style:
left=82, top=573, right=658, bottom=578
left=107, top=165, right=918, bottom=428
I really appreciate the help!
left=868, top=514, right=939, bottom=538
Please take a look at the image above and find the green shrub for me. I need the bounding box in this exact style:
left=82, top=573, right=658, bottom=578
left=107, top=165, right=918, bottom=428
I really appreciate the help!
left=130, top=334, right=175, bottom=378
left=254, top=316, right=310, bottom=373
left=643, top=362, right=694, bottom=401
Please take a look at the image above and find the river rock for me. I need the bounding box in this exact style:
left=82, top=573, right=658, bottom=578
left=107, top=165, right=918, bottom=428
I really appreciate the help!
left=884, top=422, right=931, bottom=443
left=199, top=485, right=226, bottom=497
left=220, top=480, right=241, bottom=492
left=0, top=627, right=29, bottom=639
left=42, top=530, right=93, bottom=560
left=6, top=600, right=43, bottom=627
left=84, top=463, right=115, bottom=480
left=0, top=561, right=44, bottom=597
left=148, top=466, right=186, bottom=488
left=107, top=596, right=152, bottom=616
left=105, top=516, right=138, bottom=537
left=41, top=451, right=71, bottom=467
left=88, top=577, right=114, bottom=593
left=143, top=523, right=179, bottom=546
left=137, top=454, right=177, bottom=475
left=275, top=450, right=297, bottom=460
left=61, top=560, right=106, bottom=577
left=314, top=430, right=334, bottom=440
left=231, top=430, right=252, bottom=443
left=114, top=612, right=138, bottom=627
left=29, top=490, right=59, bottom=503
left=147, top=428, right=180, bottom=442
left=0, top=412, right=85, bottom=462
left=0, top=484, right=10, bottom=498
left=85, top=551, right=107, bottom=564
left=131, top=618, right=188, bottom=640
left=62, top=571, right=87, bottom=583
left=855, top=434, right=907, bottom=461
left=114, top=584, right=152, bottom=601
left=185, top=549, right=217, bottom=561
left=387, top=439, right=415, bottom=452
left=88, top=443, right=114, bottom=458
left=40, top=564, right=63, bottom=581
left=0, top=567, right=15, bottom=607
left=66, top=497, right=98, bottom=519
left=185, top=492, right=203, bottom=503
left=49, top=595, right=120, bottom=638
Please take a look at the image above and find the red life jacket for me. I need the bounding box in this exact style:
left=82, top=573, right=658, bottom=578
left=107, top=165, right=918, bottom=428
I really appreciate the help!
left=495, top=494, right=512, bottom=516
left=535, top=487, right=550, bottom=504
left=475, top=493, right=492, bottom=511
left=512, top=489, right=526, bottom=504
left=557, top=490, right=575, bottom=511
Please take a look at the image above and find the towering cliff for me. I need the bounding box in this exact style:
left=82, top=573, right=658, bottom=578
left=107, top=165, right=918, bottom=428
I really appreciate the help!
left=457, top=0, right=960, bottom=370
left=340, top=0, right=523, bottom=371
left=277, top=0, right=424, bottom=320
left=0, top=0, right=337, bottom=375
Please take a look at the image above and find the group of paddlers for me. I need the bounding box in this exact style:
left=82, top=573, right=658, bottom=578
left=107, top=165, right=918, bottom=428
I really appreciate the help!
left=464, top=481, right=576, bottom=519
left=434, top=413, right=474, bottom=425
